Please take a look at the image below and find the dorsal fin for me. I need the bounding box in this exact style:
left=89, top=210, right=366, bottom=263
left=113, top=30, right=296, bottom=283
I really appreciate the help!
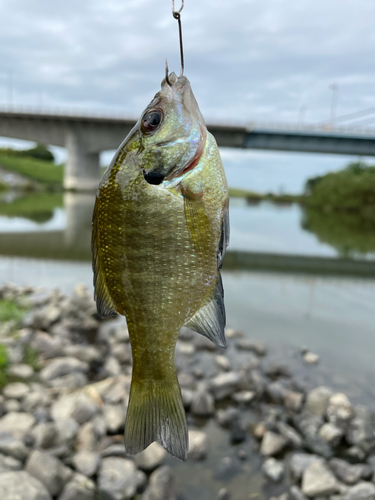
left=92, top=202, right=118, bottom=318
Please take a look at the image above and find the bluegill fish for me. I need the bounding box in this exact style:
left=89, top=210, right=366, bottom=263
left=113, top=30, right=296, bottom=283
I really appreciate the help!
left=92, top=71, right=229, bottom=460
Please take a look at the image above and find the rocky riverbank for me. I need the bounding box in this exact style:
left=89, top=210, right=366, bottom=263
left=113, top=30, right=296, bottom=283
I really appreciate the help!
left=0, top=283, right=374, bottom=500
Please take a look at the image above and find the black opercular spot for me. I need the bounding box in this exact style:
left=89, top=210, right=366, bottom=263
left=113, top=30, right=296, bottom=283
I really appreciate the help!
left=142, top=110, right=162, bottom=132
left=143, top=171, right=165, bottom=185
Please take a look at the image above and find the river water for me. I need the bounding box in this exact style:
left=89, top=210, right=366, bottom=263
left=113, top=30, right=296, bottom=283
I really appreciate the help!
left=0, top=152, right=375, bottom=499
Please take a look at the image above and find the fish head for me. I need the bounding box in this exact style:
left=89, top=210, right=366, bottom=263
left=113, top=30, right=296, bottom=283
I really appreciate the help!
left=136, top=72, right=206, bottom=185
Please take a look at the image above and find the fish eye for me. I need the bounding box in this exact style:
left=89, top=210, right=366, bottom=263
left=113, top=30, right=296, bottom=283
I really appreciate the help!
left=141, top=109, right=162, bottom=133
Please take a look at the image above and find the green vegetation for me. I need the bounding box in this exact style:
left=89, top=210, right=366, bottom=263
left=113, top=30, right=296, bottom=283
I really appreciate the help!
left=0, top=344, right=9, bottom=389
left=0, top=153, right=63, bottom=187
left=305, top=161, right=375, bottom=220
left=23, top=345, right=40, bottom=372
left=302, top=208, right=375, bottom=258
left=0, top=144, right=55, bottom=163
left=0, top=298, right=29, bottom=323
left=0, top=192, right=63, bottom=223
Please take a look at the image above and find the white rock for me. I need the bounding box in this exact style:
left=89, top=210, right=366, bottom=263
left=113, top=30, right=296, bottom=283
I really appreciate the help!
left=188, top=430, right=208, bottom=460
left=0, top=453, right=23, bottom=473
left=216, top=355, right=231, bottom=371
left=72, top=451, right=100, bottom=477
left=342, top=482, right=375, bottom=500
left=3, top=382, right=30, bottom=400
left=305, top=386, right=333, bottom=417
left=40, top=357, right=89, bottom=382
left=58, top=473, right=96, bottom=500
left=104, top=405, right=126, bottom=433
left=98, top=457, right=138, bottom=500
left=135, top=442, right=166, bottom=471
left=210, top=372, right=244, bottom=400
left=260, top=431, right=287, bottom=456
left=0, top=470, right=52, bottom=500
left=302, top=460, right=338, bottom=497
left=319, top=423, right=343, bottom=446
left=51, top=392, right=100, bottom=424
left=7, top=364, right=34, bottom=379
left=232, top=391, right=255, bottom=404
left=262, top=457, right=285, bottom=482
left=0, top=411, right=36, bottom=435
left=303, top=351, right=320, bottom=364
left=142, top=465, right=176, bottom=500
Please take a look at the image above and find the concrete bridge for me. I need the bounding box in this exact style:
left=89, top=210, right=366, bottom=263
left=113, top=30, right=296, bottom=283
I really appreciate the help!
left=1, top=107, right=375, bottom=190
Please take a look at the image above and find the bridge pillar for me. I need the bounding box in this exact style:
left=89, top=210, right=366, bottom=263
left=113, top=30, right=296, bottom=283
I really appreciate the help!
left=64, top=128, right=100, bottom=191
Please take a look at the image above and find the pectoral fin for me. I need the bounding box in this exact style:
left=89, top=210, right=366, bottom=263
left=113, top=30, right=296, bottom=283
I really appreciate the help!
left=186, top=274, right=226, bottom=348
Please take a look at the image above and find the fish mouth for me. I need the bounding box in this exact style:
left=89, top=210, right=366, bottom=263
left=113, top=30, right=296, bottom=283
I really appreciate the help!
left=166, top=125, right=207, bottom=181
left=143, top=171, right=165, bottom=185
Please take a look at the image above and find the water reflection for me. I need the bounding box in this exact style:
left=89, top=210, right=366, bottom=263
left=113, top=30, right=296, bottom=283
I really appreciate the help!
left=301, top=206, right=375, bottom=258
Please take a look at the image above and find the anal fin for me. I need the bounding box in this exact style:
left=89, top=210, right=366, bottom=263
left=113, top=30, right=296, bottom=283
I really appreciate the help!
left=186, top=274, right=226, bottom=348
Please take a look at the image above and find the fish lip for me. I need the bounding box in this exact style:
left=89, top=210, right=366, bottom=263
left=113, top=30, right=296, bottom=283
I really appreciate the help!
left=165, top=125, right=207, bottom=181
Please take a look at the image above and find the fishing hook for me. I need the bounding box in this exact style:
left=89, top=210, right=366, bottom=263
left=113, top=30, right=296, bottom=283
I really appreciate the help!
left=172, top=0, right=184, bottom=76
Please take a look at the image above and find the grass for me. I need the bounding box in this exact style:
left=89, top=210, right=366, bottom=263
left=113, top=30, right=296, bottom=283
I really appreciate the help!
left=0, top=344, right=9, bottom=389
left=0, top=298, right=29, bottom=323
left=23, top=345, right=40, bottom=372
left=0, top=153, right=63, bottom=186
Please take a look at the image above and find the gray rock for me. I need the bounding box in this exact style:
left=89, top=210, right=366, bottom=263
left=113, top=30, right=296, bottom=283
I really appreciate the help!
left=232, top=391, right=255, bottom=404
left=100, top=444, right=126, bottom=458
left=40, top=357, right=89, bottom=382
left=289, top=486, right=308, bottom=500
left=344, top=446, right=367, bottom=463
left=188, top=430, right=208, bottom=460
left=30, top=422, right=56, bottom=449
left=284, top=391, right=304, bottom=412
left=3, top=382, right=30, bottom=400
left=262, top=457, right=285, bottom=482
left=302, top=460, right=338, bottom=497
left=191, top=389, right=215, bottom=416
left=293, top=410, right=333, bottom=458
left=327, top=393, right=354, bottom=427
left=306, top=386, right=333, bottom=417
left=64, top=345, right=101, bottom=364
left=134, top=442, right=166, bottom=471
left=276, top=422, right=303, bottom=448
left=98, top=457, right=138, bottom=500
left=177, top=340, right=195, bottom=355
left=0, top=470, right=52, bottom=500
left=330, top=459, right=366, bottom=485
left=33, top=304, right=61, bottom=329
left=235, top=339, right=266, bottom=356
left=55, top=418, right=79, bottom=446
left=72, top=451, right=100, bottom=477
left=217, top=488, right=231, bottom=500
left=319, top=423, right=343, bottom=446
left=346, top=406, right=374, bottom=447
left=104, top=405, right=126, bottom=433
left=266, top=381, right=289, bottom=404
left=0, top=434, right=30, bottom=461
left=260, top=431, right=287, bottom=456
left=51, top=393, right=100, bottom=424
left=4, top=399, right=21, bottom=412
left=25, top=449, right=73, bottom=496
left=0, top=453, right=22, bottom=472
left=342, top=482, right=375, bottom=500
left=49, top=373, right=88, bottom=389
left=215, top=456, right=241, bottom=481
left=210, top=372, right=244, bottom=400
left=103, top=356, right=122, bottom=377
left=7, top=364, right=34, bottom=379
left=229, top=419, right=246, bottom=444
left=142, top=465, right=176, bottom=500
left=58, top=473, right=96, bottom=500
left=216, top=355, right=231, bottom=371
left=22, top=392, right=44, bottom=413
left=32, top=331, right=64, bottom=358
left=181, top=388, right=193, bottom=408
left=289, top=453, right=322, bottom=480
left=75, top=422, right=95, bottom=451
left=216, top=407, right=241, bottom=427
left=0, top=411, right=36, bottom=435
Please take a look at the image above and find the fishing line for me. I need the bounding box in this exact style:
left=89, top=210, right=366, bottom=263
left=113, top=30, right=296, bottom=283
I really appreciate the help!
left=166, top=0, right=185, bottom=86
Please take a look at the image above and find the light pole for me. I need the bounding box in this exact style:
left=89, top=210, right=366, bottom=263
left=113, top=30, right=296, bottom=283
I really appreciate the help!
left=329, top=83, right=339, bottom=126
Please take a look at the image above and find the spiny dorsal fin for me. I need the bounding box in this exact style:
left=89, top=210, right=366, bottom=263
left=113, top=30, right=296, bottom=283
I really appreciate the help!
left=92, top=202, right=117, bottom=318
left=186, top=274, right=226, bottom=348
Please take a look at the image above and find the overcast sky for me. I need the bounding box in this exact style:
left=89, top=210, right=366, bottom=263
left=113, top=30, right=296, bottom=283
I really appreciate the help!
left=1, top=0, right=375, bottom=125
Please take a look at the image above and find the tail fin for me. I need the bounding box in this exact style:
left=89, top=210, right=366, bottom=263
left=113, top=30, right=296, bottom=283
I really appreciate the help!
left=124, top=377, right=188, bottom=461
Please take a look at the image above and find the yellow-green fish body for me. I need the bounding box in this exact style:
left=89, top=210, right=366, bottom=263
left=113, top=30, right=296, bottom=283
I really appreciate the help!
left=92, top=72, right=229, bottom=460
